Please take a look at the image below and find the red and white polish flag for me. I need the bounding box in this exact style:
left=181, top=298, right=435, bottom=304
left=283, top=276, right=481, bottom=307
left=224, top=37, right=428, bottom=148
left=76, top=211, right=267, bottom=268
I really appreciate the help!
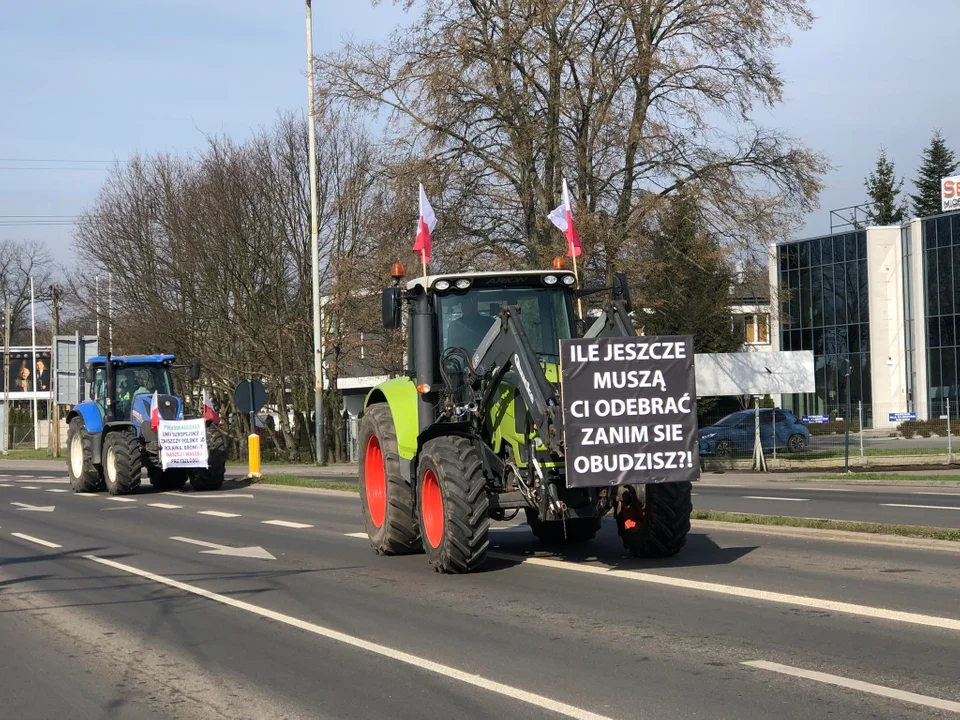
left=547, top=178, right=582, bottom=257
left=412, top=183, right=437, bottom=263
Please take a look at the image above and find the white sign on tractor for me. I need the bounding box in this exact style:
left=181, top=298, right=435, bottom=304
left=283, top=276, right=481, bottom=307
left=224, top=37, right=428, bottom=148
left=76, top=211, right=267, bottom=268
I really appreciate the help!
left=158, top=418, right=209, bottom=470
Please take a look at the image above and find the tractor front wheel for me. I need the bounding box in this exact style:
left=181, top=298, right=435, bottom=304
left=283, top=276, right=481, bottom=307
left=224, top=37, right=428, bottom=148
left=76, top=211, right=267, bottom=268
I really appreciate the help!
left=103, top=431, right=142, bottom=496
left=618, top=482, right=692, bottom=558
left=190, top=424, right=227, bottom=491
left=358, top=404, right=421, bottom=554
left=417, top=436, right=489, bottom=573
left=67, top=417, right=104, bottom=492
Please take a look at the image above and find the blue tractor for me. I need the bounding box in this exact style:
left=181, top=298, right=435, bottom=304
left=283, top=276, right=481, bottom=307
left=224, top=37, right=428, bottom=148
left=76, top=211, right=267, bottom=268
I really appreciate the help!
left=65, top=353, right=227, bottom=495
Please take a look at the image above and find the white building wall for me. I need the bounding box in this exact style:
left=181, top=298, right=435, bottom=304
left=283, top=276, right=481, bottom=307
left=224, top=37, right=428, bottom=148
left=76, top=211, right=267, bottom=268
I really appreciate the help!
left=905, top=219, right=929, bottom=418
left=865, top=226, right=908, bottom=428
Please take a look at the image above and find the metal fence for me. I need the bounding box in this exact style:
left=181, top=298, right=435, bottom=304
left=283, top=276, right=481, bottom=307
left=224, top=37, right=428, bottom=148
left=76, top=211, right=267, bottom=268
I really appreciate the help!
left=698, top=401, right=960, bottom=462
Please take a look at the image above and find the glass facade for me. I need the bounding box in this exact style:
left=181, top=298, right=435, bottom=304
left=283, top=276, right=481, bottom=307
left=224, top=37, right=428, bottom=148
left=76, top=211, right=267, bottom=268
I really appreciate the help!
left=921, top=214, right=960, bottom=414
left=777, top=231, right=872, bottom=425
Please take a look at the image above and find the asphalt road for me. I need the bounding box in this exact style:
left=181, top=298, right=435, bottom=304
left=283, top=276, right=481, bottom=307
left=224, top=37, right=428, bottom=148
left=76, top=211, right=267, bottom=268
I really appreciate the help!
left=693, top=479, right=960, bottom=528
left=1, top=469, right=959, bottom=719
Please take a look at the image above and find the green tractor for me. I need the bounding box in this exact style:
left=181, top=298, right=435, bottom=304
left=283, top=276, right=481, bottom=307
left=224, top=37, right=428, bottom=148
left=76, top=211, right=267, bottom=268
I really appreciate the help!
left=358, top=262, right=694, bottom=573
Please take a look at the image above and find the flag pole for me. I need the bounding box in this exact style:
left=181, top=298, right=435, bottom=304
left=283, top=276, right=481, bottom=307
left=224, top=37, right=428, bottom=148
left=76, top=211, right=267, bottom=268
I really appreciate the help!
left=421, top=250, right=428, bottom=284
left=570, top=241, right=584, bottom=320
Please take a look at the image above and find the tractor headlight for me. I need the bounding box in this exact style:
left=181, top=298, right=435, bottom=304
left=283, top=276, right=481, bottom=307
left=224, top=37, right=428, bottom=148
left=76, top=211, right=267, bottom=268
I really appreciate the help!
left=561, top=275, right=575, bottom=285
left=455, top=279, right=471, bottom=290
left=543, top=274, right=558, bottom=285
left=434, top=279, right=451, bottom=291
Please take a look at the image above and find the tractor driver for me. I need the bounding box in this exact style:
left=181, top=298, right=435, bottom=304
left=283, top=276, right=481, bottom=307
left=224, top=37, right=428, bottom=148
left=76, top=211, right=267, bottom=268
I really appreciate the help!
left=446, top=297, right=494, bottom=354
left=131, top=370, right=155, bottom=399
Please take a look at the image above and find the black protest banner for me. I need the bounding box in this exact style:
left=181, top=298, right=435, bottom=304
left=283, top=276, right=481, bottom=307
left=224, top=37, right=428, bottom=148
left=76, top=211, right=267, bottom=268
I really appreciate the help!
left=560, top=336, right=699, bottom=488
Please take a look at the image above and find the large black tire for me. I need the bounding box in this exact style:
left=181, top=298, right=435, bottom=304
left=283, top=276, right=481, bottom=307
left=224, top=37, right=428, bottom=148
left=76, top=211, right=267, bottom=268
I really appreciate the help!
left=66, top=416, right=104, bottom=492
left=524, top=508, right=600, bottom=544
left=417, top=436, right=489, bottom=573
left=620, top=482, right=692, bottom=558
left=148, top=466, right=188, bottom=491
left=189, top=424, right=226, bottom=491
left=102, top=430, right=142, bottom=496
left=358, top=404, right=421, bottom=554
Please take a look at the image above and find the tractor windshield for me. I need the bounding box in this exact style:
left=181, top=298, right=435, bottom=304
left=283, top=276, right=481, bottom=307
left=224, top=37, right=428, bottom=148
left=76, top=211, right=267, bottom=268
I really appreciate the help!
left=437, top=287, right=574, bottom=358
left=111, top=365, right=174, bottom=419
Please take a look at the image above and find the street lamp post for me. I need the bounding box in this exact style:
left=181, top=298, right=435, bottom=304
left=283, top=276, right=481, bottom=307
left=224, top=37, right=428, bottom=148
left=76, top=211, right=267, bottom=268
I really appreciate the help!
left=305, top=0, right=324, bottom=465
left=840, top=357, right=852, bottom=474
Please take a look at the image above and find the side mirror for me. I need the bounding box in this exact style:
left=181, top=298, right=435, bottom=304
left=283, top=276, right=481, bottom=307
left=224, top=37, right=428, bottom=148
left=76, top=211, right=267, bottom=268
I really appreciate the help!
left=84, top=365, right=95, bottom=384
left=613, top=273, right=633, bottom=313
left=190, top=359, right=202, bottom=382
left=382, top=287, right=402, bottom=329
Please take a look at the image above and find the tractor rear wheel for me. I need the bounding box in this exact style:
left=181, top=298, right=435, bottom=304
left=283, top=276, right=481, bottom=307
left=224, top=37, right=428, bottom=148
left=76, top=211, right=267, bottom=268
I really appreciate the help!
left=358, top=404, right=421, bottom=554
left=417, top=436, right=489, bottom=573
left=148, top=466, right=188, bottom=491
left=103, top=430, right=142, bottom=496
left=67, top=417, right=104, bottom=492
left=619, top=482, right=692, bottom=558
left=524, top=508, right=600, bottom=544
left=190, top=424, right=226, bottom=491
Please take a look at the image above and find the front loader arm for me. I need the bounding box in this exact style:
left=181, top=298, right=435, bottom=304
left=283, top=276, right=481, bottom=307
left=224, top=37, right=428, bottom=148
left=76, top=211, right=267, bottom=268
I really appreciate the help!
left=471, top=305, right=565, bottom=454
left=584, top=300, right=636, bottom=339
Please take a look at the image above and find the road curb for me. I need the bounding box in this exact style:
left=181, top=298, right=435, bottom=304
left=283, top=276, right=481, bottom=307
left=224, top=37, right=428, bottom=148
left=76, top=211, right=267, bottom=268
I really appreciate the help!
left=692, top=519, right=960, bottom=553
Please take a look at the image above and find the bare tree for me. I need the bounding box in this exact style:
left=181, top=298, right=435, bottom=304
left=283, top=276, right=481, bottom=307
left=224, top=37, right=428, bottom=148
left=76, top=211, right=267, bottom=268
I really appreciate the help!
left=317, top=0, right=828, bottom=277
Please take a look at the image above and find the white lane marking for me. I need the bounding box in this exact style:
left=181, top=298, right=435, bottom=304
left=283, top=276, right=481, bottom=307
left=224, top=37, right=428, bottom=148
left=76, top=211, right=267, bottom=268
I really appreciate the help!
left=179, top=493, right=255, bottom=500
left=15, top=475, right=35, bottom=479
left=76, top=493, right=101, bottom=497
left=914, top=491, right=960, bottom=496
left=170, top=536, right=275, bottom=560
left=803, top=488, right=856, bottom=493
left=20, top=486, right=40, bottom=490
left=742, top=496, right=809, bottom=502
left=198, top=510, right=240, bottom=518
left=743, top=660, right=960, bottom=713
left=46, top=488, right=69, bottom=493
left=262, top=520, right=313, bottom=529
left=0, top=474, right=10, bottom=477
left=485, top=553, right=960, bottom=632
left=108, top=497, right=138, bottom=503
left=148, top=503, right=183, bottom=510
left=345, top=532, right=368, bottom=539
left=11, top=532, right=61, bottom=549
left=11, top=502, right=55, bottom=512
left=86, top=555, right=612, bottom=720
left=0, top=483, right=12, bottom=487
left=881, top=503, right=960, bottom=511
left=14, top=478, right=69, bottom=484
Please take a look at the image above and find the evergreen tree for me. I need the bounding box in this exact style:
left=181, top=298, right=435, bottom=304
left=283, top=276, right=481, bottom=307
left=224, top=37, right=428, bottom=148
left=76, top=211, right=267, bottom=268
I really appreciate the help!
left=910, top=129, right=958, bottom=218
left=639, top=190, right=741, bottom=354
left=864, top=147, right=906, bottom=225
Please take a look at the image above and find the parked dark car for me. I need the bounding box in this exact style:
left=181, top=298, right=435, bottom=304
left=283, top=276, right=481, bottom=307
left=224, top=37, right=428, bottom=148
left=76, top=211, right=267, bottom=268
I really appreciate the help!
left=698, top=408, right=810, bottom=457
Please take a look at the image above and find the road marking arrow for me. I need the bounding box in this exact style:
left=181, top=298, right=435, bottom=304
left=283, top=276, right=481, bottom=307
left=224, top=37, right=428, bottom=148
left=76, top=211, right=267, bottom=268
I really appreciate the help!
left=169, top=536, right=275, bottom=560
left=11, top=501, right=55, bottom=513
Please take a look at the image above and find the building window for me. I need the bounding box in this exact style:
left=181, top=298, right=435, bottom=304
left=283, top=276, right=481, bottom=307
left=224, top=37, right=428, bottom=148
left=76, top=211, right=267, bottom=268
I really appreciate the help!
left=736, top=313, right=770, bottom=345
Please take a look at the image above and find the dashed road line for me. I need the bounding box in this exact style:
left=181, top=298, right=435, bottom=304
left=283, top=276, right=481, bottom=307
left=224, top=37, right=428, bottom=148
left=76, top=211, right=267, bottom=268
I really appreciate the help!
left=46, top=488, right=69, bottom=493
left=881, top=503, right=960, bottom=511
left=108, top=497, right=138, bottom=503
left=198, top=510, right=240, bottom=518
left=20, top=486, right=40, bottom=490
left=262, top=520, right=313, bottom=529
left=742, top=496, right=809, bottom=502
left=0, top=483, right=12, bottom=488
left=10, top=532, right=61, bottom=549
left=913, top=491, right=960, bottom=496
left=345, top=532, right=368, bottom=539
left=743, top=660, right=960, bottom=713
left=180, top=493, right=255, bottom=500
left=86, top=554, right=613, bottom=720
left=149, top=503, right=183, bottom=509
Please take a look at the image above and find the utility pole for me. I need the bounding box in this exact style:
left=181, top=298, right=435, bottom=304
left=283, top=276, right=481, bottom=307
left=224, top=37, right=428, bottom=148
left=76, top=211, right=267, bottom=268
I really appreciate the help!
left=2, top=300, right=10, bottom=455
left=306, top=0, right=325, bottom=464
left=51, top=284, right=61, bottom=457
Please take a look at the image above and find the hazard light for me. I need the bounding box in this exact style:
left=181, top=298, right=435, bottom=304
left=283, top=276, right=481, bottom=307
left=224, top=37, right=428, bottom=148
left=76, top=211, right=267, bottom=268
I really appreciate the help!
left=552, top=257, right=566, bottom=269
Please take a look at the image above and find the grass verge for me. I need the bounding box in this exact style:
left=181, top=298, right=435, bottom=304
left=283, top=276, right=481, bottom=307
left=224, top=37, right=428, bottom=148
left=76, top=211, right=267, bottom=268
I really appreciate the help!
left=0, top=449, right=57, bottom=461
left=810, top=472, right=960, bottom=482
left=252, top=474, right=358, bottom=493
left=691, top=509, right=960, bottom=542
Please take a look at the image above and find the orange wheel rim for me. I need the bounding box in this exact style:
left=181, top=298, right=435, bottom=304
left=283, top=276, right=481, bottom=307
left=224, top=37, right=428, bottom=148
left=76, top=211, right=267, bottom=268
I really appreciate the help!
left=421, top=468, right=444, bottom=549
left=365, top=435, right=386, bottom=528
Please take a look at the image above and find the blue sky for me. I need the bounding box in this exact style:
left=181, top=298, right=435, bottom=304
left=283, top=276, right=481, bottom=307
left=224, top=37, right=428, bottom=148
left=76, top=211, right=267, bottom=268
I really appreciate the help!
left=1, top=0, right=958, bottom=259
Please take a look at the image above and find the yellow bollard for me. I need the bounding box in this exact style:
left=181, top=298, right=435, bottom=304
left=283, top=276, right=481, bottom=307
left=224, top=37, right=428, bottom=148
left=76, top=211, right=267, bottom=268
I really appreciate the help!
left=248, top=432, right=261, bottom=477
